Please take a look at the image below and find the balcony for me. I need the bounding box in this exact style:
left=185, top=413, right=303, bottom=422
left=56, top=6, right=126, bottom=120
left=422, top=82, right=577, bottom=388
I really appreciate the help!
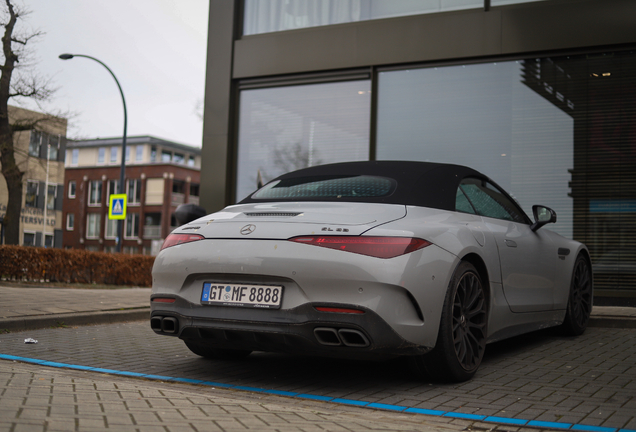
left=188, top=195, right=200, bottom=205
left=171, top=192, right=185, bottom=206
left=143, top=225, right=162, bottom=239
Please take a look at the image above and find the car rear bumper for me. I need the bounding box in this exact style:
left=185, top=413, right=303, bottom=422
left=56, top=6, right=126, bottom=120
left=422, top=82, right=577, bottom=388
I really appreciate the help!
left=150, top=300, right=432, bottom=359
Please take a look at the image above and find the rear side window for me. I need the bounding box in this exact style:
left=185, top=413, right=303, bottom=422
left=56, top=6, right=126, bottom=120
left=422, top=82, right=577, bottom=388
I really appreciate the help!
left=458, top=178, right=527, bottom=223
left=251, top=175, right=395, bottom=200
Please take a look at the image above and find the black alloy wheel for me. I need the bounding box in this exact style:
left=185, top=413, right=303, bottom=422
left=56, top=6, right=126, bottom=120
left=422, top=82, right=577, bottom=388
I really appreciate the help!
left=411, top=261, right=487, bottom=382
left=450, top=266, right=487, bottom=371
left=560, top=254, right=593, bottom=336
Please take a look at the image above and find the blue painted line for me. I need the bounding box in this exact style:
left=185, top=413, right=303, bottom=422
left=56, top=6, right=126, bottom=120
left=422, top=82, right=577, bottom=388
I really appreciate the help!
left=297, top=394, right=333, bottom=401
left=367, top=402, right=406, bottom=411
left=404, top=407, right=445, bottom=416
left=2, top=354, right=635, bottom=432
left=332, top=398, right=369, bottom=406
left=40, top=361, right=74, bottom=368
left=263, top=389, right=298, bottom=397
left=60, top=364, right=95, bottom=371
left=200, top=381, right=234, bottom=388
left=113, top=371, right=146, bottom=377
left=171, top=377, right=205, bottom=384
left=572, top=426, right=617, bottom=432
left=234, top=386, right=266, bottom=392
left=142, top=374, right=175, bottom=381
left=90, top=368, right=122, bottom=374
left=528, top=420, right=572, bottom=429
left=444, top=412, right=487, bottom=420
left=485, top=416, right=528, bottom=425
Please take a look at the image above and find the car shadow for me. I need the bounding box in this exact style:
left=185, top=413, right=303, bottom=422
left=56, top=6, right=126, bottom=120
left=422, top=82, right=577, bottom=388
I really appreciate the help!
left=164, top=327, right=568, bottom=393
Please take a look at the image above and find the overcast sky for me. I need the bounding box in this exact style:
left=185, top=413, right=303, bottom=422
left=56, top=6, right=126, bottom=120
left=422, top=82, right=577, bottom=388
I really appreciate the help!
left=12, top=0, right=209, bottom=148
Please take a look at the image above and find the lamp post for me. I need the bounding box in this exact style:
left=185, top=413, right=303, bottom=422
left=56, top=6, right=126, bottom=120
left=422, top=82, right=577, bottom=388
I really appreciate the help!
left=59, top=54, right=127, bottom=252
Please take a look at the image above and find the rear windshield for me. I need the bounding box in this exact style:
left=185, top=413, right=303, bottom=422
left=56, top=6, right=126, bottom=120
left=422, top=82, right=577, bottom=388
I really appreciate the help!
left=250, top=175, right=396, bottom=200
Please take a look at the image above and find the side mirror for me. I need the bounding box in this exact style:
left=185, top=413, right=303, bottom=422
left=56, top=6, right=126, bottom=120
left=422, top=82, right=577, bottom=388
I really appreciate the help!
left=530, top=205, right=557, bottom=232
left=174, top=203, right=207, bottom=226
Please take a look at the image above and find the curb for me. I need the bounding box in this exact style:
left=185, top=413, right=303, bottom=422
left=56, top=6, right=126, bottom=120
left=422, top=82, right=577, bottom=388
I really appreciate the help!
left=0, top=308, right=150, bottom=333
left=588, top=315, right=636, bottom=329
left=1, top=309, right=634, bottom=333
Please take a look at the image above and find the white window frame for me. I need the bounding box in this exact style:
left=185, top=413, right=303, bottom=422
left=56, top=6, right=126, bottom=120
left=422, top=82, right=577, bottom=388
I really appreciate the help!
left=127, top=179, right=141, bottom=205
left=135, top=145, right=143, bottom=162
left=46, top=183, right=57, bottom=211
left=125, top=213, right=140, bottom=239
left=88, top=180, right=102, bottom=207
left=105, top=217, right=118, bottom=239
left=25, top=180, right=39, bottom=208
left=86, top=213, right=101, bottom=239
left=68, top=180, right=76, bottom=198
left=66, top=213, right=75, bottom=231
left=110, top=147, right=118, bottom=164
left=71, top=148, right=79, bottom=166
left=98, top=147, right=106, bottom=165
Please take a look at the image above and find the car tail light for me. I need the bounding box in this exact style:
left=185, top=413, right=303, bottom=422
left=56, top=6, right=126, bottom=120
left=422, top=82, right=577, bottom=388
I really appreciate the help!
left=160, top=233, right=204, bottom=251
left=288, top=236, right=431, bottom=259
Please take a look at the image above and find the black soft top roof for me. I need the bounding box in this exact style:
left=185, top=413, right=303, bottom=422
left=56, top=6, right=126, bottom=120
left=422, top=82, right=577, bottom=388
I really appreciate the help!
left=240, top=160, right=488, bottom=212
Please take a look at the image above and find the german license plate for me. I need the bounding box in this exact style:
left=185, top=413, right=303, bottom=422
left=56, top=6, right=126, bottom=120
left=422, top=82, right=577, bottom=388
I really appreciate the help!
left=201, top=283, right=283, bottom=309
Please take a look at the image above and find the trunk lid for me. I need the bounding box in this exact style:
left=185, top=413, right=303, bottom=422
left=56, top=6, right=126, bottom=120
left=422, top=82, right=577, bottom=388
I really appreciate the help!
left=175, top=202, right=407, bottom=239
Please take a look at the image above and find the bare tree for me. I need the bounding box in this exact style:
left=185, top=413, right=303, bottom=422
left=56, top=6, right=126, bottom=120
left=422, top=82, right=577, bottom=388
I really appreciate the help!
left=0, top=0, right=60, bottom=245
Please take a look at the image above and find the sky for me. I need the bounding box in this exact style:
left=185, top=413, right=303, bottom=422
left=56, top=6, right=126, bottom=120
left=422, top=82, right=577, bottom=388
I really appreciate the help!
left=11, top=0, right=209, bottom=148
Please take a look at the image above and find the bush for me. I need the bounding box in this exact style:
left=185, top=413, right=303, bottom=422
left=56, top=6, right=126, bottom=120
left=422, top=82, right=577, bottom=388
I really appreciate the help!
left=0, top=245, right=154, bottom=287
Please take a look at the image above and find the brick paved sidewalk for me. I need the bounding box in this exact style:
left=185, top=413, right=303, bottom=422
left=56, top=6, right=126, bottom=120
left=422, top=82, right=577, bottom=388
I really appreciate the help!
left=0, top=360, right=473, bottom=432
left=0, top=286, right=151, bottom=332
left=1, top=285, right=635, bottom=334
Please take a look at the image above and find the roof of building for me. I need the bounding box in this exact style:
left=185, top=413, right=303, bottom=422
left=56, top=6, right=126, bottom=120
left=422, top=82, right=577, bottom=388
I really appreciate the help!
left=67, top=135, right=201, bottom=155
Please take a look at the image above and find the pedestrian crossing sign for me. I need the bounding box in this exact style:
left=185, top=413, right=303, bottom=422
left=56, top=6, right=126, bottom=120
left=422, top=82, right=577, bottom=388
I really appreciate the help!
left=109, top=194, right=127, bottom=220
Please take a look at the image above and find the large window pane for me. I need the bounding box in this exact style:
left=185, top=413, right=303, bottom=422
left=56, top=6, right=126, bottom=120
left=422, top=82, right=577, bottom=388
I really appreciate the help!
left=377, top=51, right=636, bottom=293
left=377, top=61, right=574, bottom=239
left=236, top=80, right=370, bottom=201
left=243, top=0, right=484, bottom=35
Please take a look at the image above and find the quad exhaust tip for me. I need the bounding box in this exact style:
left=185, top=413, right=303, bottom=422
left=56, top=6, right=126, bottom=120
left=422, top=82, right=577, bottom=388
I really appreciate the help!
left=314, top=327, right=370, bottom=347
left=151, top=316, right=179, bottom=334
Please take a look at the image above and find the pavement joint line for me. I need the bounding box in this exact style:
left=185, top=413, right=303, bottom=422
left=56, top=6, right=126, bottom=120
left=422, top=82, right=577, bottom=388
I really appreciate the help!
left=2, top=352, right=634, bottom=432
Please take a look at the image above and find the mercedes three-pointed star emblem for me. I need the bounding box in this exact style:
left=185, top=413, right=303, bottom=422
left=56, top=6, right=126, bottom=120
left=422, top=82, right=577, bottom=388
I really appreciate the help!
left=240, top=224, right=256, bottom=235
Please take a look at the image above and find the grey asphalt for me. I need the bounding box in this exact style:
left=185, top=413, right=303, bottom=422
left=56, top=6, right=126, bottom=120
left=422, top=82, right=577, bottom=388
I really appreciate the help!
left=1, top=284, right=636, bottom=432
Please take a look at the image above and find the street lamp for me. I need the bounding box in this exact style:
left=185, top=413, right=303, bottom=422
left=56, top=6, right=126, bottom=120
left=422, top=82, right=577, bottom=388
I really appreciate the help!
left=59, top=54, right=128, bottom=253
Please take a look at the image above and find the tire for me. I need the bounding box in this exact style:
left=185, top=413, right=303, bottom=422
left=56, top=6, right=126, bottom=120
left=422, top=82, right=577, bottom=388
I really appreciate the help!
left=411, top=261, right=488, bottom=382
left=560, top=254, right=593, bottom=336
left=184, top=340, right=252, bottom=360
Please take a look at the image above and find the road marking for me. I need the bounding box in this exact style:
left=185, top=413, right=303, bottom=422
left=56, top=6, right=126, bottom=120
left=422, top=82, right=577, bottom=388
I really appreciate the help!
left=0, top=353, right=632, bottom=432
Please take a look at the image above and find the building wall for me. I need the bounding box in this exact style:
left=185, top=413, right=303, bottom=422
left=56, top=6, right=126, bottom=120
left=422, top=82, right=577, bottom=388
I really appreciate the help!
left=202, top=0, right=636, bottom=211
left=67, top=137, right=202, bottom=169
left=63, top=163, right=201, bottom=255
left=200, top=0, right=636, bottom=296
left=0, top=106, right=67, bottom=247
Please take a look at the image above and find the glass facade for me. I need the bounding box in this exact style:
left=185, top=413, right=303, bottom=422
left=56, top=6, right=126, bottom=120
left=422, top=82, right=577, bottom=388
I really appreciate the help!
left=243, top=0, right=543, bottom=35
left=236, top=80, right=371, bottom=201
left=376, top=52, right=636, bottom=292
left=235, top=50, right=636, bottom=293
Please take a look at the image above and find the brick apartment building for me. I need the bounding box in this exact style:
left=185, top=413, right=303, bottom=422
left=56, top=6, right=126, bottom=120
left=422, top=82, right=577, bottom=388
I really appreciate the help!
left=63, top=136, right=201, bottom=255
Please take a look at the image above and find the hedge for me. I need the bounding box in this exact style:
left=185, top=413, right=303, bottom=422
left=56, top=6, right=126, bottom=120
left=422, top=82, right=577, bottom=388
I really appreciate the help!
left=0, top=245, right=154, bottom=287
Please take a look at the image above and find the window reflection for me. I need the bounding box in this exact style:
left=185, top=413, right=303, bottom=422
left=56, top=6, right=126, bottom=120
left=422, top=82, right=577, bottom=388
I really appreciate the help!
left=236, top=80, right=370, bottom=201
